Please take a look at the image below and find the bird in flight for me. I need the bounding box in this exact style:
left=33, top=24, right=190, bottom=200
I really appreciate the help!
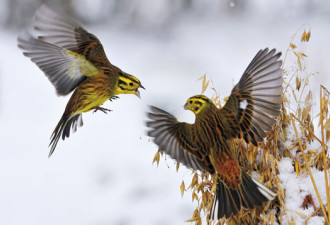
left=18, top=5, right=144, bottom=157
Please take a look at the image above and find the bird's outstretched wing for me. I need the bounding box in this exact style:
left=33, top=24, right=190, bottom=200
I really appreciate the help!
left=219, top=48, right=283, bottom=145
left=147, top=106, right=211, bottom=172
left=34, top=4, right=109, bottom=65
left=17, top=5, right=109, bottom=96
left=18, top=31, right=99, bottom=96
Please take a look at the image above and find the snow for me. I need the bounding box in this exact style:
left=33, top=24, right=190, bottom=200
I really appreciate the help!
left=278, top=158, right=327, bottom=225
left=0, top=2, right=330, bottom=225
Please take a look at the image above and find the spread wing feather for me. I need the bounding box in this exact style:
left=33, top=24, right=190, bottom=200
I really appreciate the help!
left=147, top=106, right=208, bottom=172
left=17, top=4, right=111, bottom=96
left=219, top=48, right=283, bottom=145
left=17, top=32, right=98, bottom=95
left=34, top=4, right=109, bottom=64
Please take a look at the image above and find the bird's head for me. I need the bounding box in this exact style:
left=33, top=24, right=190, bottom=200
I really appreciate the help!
left=115, top=71, right=145, bottom=98
left=184, top=95, right=213, bottom=115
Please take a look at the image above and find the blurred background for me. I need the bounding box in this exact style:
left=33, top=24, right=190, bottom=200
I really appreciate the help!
left=0, top=0, right=330, bottom=224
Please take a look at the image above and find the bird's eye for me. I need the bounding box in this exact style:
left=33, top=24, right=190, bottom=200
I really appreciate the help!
left=129, top=82, right=133, bottom=86
left=189, top=100, right=193, bottom=104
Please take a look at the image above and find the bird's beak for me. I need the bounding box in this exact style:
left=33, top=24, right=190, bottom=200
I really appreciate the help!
left=135, top=89, right=141, bottom=99
left=135, top=84, right=145, bottom=99
left=184, top=103, right=189, bottom=110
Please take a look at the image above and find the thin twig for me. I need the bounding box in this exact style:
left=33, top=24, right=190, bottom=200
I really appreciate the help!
left=321, top=85, right=330, bottom=95
left=320, top=86, right=330, bottom=223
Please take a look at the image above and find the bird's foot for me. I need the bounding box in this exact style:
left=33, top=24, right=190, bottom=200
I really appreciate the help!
left=109, top=96, right=120, bottom=102
left=93, top=107, right=112, bottom=114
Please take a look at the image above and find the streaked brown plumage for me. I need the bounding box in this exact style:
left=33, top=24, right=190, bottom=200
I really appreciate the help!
left=17, top=5, right=144, bottom=156
left=147, top=48, right=282, bottom=220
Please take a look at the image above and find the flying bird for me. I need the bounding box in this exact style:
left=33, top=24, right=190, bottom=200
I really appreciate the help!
left=18, top=5, right=144, bottom=157
left=147, top=48, right=282, bottom=220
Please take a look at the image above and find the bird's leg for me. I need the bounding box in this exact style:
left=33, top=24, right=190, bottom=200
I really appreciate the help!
left=109, top=96, right=120, bottom=102
left=92, top=107, right=112, bottom=114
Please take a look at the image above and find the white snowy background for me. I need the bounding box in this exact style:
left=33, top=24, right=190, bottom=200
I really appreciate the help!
left=0, top=0, right=330, bottom=224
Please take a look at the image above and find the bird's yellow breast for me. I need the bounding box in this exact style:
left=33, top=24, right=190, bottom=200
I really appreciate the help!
left=69, top=74, right=115, bottom=115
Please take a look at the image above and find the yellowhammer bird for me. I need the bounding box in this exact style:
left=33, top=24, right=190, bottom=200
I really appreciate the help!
left=17, top=5, right=144, bottom=157
left=147, top=48, right=282, bottom=220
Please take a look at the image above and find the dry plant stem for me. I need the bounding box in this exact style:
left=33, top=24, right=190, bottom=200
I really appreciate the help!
left=320, top=86, right=330, bottom=223
left=282, top=24, right=306, bottom=64
left=298, top=77, right=307, bottom=104
left=256, top=215, right=264, bottom=223
left=283, top=71, right=298, bottom=96
left=322, top=85, right=330, bottom=95
left=279, top=193, right=292, bottom=225
left=290, top=113, right=330, bottom=225
left=305, top=208, right=321, bottom=225
left=291, top=114, right=329, bottom=149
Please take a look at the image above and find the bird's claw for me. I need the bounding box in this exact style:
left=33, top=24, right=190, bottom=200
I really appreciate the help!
left=93, top=107, right=112, bottom=114
left=109, top=96, right=120, bottom=102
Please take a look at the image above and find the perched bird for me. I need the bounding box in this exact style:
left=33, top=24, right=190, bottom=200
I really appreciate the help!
left=18, top=5, right=144, bottom=157
left=147, top=48, right=282, bottom=220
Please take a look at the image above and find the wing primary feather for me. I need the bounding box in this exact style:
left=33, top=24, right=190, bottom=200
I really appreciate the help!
left=146, top=106, right=207, bottom=172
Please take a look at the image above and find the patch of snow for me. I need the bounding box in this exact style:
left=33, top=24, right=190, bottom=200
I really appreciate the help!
left=278, top=158, right=328, bottom=225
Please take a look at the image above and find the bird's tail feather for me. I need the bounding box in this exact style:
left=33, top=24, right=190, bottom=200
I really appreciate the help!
left=209, top=170, right=276, bottom=220
left=49, top=114, right=83, bottom=157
